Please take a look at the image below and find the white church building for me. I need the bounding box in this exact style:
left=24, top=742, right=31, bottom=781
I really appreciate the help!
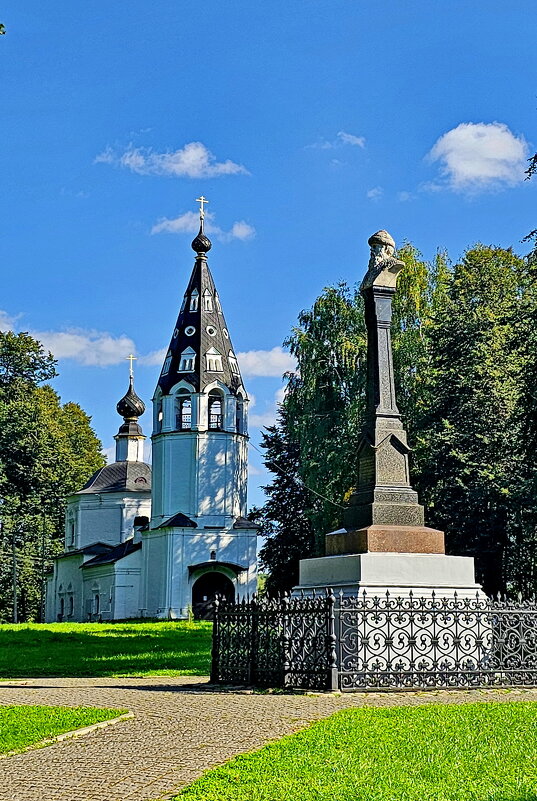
left=46, top=206, right=258, bottom=621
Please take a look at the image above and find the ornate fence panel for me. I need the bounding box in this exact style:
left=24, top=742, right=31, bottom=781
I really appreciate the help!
left=337, top=593, right=537, bottom=691
left=211, top=593, right=336, bottom=690
left=211, top=591, right=537, bottom=692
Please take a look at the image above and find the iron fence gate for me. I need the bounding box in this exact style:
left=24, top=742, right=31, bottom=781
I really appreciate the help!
left=210, top=591, right=537, bottom=692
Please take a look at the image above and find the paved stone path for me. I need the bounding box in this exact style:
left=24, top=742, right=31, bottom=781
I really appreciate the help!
left=1, top=677, right=537, bottom=801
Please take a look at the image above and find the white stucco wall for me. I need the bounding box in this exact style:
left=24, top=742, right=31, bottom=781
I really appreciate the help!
left=151, top=431, right=248, bottom=526
left=64, top=492, right=151, bottom=551
left=141, top=526, right=257, bottom=619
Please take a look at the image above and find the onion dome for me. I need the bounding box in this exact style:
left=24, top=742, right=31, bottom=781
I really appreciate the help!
left=191, top=224, right=212, bottom=255
left=117, top=376, right=146, bottom=420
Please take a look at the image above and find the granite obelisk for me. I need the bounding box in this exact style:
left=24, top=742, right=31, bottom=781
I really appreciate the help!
left=328, top=230, right=444, bottom=555
left=295, top=230, right=481, bottom=597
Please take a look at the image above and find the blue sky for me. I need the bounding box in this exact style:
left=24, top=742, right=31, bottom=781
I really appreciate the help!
left=1, top=1, right=536, bottom=506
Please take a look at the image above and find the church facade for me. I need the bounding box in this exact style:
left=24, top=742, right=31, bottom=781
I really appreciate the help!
left=46, top=209, right=258, bottom=621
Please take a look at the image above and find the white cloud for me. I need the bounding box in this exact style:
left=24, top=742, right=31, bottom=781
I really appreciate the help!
left=138, top=347, right=167, bottom=367
left=226, top=221, right=256, bottom=242
left=102, top=445, right=116, bottom=464
left=249, top=387, right=287, bottom=429
left=237, top=347, right=296, bottom=378
left=1, top=312, right=136, bottom=367
left=397, top=191, right=413, bottom=202
left=34, top=329, right=136, bottom=366
left=307, top=131, right=366, bottom=150
left=0, top=310, right=19, bottom=331
left=151, top=210, right=256, bottom=242
left=337, top=131, right=366, bottom=148
left=95, top=141, right=249, bottom=179
left=366, top=186, right=383, bottom=201
left=427, top=122, right=529, bottom=192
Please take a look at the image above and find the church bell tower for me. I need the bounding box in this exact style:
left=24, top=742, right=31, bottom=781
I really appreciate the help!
left=141, top=198, right=258, bottom=619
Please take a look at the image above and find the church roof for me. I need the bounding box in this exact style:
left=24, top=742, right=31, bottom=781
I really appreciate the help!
left=82, top=539, right=142, bottom=567
left=157, top=222, right=244, bottom=396
left=155, top=512, right=197, bottom=529
left=77, top=461, right=152, bottom=494
left=56, top=543, right=114, bottom=560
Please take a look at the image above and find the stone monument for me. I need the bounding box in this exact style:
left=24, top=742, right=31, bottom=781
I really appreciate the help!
left=296, top=230, right=482, bottom=597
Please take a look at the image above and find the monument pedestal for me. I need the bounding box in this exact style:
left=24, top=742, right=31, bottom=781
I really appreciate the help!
left=296, top=551, right=483, bottom=599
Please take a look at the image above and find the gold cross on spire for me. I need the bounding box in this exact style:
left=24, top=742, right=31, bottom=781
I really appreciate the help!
left=126, top=354, right=137, bottom=379
left=196, top=195, right=209, bottom=221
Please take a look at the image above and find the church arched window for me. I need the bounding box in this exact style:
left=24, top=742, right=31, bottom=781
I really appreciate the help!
left=68, top=520, right=75, bottom=546
left=59, top=596, right=65, bottom=620
left=69, top=595, right=74, bottom=617
left=206, top=348, right=223, bottom=373
left=208, top=390, right=224, bottom=430
left=203, top=289, right=213, bottom=312
left=175, top=390, right=192, bottom=430
left=179, top=347, right=196, bottom=372
left=155, top=400, right=163, bottom=433
left=189, top=289, right=199, bottom=312
left=236, top=395, right=245, bottom=434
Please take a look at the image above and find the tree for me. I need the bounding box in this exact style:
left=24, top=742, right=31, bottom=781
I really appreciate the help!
left=0, top=331, right=105, bottom=621
left=414, top=245, right=535, bottom=595
left=252, top=408, right=315, bottom=595
left=256, top=242, right=537, bottom=596
left=284, top=283, right=367, bottom=547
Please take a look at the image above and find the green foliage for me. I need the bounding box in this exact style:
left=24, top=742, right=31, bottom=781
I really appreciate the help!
left=176, top=702, right=537, bottom=800
left=0, top=331, right=105, bottom=621
left=284, top=283, right=367, bottom=545
left=0, top=705, right=125, bottom=755
left=257, top=242, right=537, bottom=595
left=0, top=621, right=212, bottom=678
left=251, top=408, right=315, bottom=595
left=415, top=245, right=535, bottom=594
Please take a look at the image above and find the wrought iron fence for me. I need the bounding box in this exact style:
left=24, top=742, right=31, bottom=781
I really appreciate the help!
left=210, top=590, right=537, bottom=692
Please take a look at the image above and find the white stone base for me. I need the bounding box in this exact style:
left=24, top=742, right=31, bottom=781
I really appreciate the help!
left=295, top=552, right=484, bottom=599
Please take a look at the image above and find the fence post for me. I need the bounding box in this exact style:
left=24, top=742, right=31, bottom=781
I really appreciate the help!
left=282, top=592, right=290, bottom=688
left=210, top=595, right=220, bottom=684
left=326, top=588, right=339, bottom=691
left=249, top=595, right=258, bottom=686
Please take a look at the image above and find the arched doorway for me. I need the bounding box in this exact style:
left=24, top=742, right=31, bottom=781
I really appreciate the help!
left=192, top=572, right=235, bottom=620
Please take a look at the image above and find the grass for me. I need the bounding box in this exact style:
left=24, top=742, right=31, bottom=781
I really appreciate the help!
left=0, top=621, right=212, bottom=678
left=175, top=702, right=537, bottom=801
left=0, top=705, right=125, bottom=754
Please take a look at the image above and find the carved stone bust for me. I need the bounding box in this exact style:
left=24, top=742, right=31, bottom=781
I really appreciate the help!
left=360, top=229, right=404, bottom=291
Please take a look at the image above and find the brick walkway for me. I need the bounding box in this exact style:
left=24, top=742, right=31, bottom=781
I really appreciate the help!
left=1, top=677, right=536, bottom=801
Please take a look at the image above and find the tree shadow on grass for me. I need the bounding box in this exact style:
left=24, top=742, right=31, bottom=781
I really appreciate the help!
left=0, top=622, right=212, bottom=678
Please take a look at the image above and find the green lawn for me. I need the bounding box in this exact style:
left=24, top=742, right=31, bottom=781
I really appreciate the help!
left=0, top=705, right=125, bottom=754
left=0, top=621, right=212, bottom=678
left=176, top=702, right=537, bottom=801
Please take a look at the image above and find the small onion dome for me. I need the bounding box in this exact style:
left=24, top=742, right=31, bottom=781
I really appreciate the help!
left=117, top=377, right=146, bottom=420
left=368, top=229, right=395, bottom=250
left=191, top=225, right=212, bottom=255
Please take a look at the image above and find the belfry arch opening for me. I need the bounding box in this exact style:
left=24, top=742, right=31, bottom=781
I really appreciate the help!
left=191, top=572, right=234, bottom=620
left=208, top=389, right=224, bottom=430
left=175, top=389, right=192, bottom=430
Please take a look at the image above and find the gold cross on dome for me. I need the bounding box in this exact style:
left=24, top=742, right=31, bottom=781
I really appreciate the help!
left=126, top=354, right=137, bottom=378
left=196, top=195, right=209, bottom=221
